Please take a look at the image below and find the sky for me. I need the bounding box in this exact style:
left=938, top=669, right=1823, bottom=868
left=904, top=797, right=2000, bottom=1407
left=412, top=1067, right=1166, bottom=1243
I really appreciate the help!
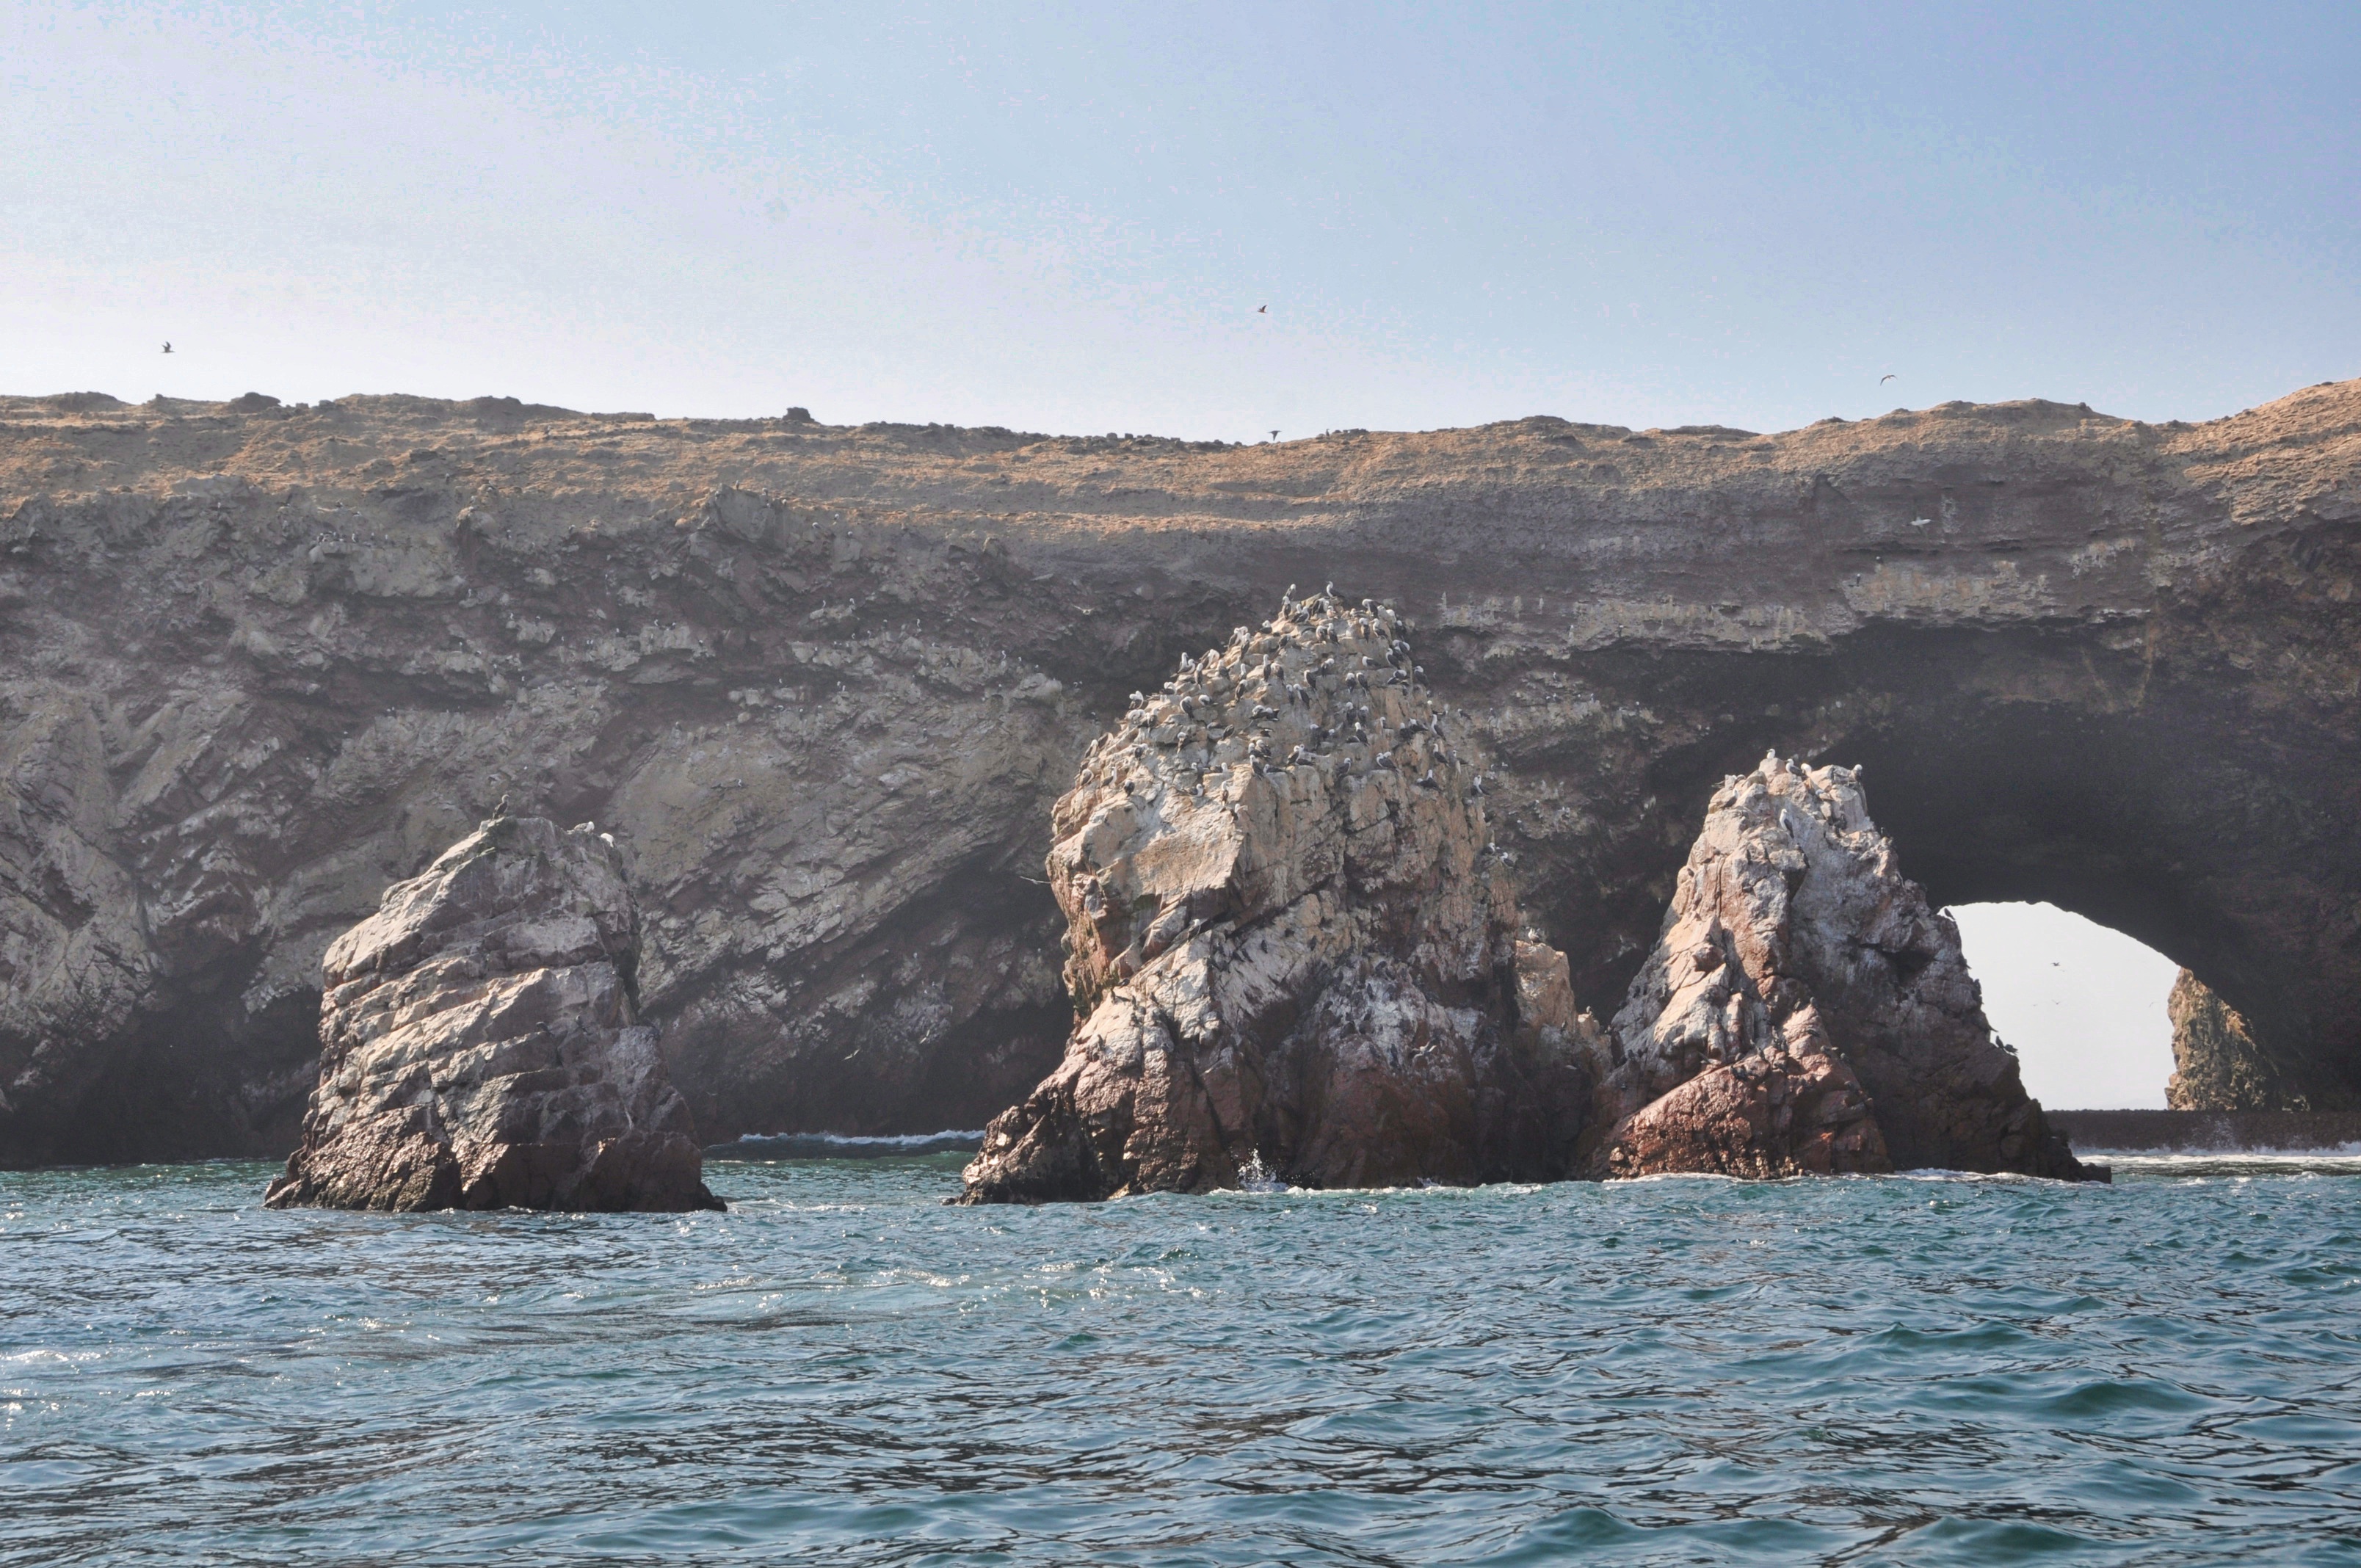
left=4, top=1, right=2356, bottom=437
left=6, top=1, right=2343, bottom=1103
left=1951, top=904, right=2178, bottom=1111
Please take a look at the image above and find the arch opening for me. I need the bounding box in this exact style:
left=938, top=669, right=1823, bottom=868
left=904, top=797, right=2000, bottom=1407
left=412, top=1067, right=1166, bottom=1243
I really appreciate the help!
left=1511, top=630, right=2357, bottom=1118
left=1947, top=902, right=2177, bottom=1111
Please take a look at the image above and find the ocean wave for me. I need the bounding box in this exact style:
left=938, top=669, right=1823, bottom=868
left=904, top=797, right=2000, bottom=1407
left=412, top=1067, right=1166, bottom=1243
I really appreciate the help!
left=2074, top=1144, right=2361, bottom=1161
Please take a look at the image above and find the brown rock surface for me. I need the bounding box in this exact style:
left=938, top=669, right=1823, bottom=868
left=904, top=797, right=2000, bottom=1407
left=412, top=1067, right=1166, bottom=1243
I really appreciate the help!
left=958, top=595, right=1596, bottom=1201
left=0, top=382, right=2357, bottom=1163
left=264, top=816, right=719, bottom=1211
left=1603, top=755, right=2093, bottom=1179
left=1598, top=1009, right=1890, bottom=1179
left=2166, top=969, right=2301, bottom=1111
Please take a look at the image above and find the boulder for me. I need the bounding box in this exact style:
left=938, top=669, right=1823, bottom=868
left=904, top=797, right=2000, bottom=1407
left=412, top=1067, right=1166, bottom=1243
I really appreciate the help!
left=1600, top=754, right=2096, bottom=1180
left=264, top=816, right=719, bottom=1212
left=958, top=593, right=1597, bottom=1202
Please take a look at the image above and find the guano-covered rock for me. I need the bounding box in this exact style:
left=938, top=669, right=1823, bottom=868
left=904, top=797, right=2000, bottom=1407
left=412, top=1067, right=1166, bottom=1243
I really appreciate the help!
left=2, top=381, right=2357, bottom=1164
left=958, top=593, right=1597, bottom=1202
left=1598, top=755, right=2097, bottom=1180
left=264, top=816, right=720, bottom=1212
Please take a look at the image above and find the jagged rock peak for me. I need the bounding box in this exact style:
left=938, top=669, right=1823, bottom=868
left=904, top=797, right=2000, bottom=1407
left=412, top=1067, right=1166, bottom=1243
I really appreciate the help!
left=1598, top=753, right=2097, bottom=1180
left=958, top=589, right=1597, bottom=1202
left=264, top=816, right=722, bottom=1212
left=2167, top=970, right=2303, bottom=1111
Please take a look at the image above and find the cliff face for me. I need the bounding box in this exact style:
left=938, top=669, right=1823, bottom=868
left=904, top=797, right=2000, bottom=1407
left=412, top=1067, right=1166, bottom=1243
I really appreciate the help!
left=957, top=597, right=1593, bottom=1202
left=1, top=382, right=2357, bottom=1162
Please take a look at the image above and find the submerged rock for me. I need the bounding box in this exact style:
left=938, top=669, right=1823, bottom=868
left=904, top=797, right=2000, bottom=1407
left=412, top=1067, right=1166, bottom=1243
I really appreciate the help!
left=1600, top=755, right=2096, bottom=1180
left=264, top=817, right=720, bottom=1212
left=958, top=593, right=1597, bottom=1202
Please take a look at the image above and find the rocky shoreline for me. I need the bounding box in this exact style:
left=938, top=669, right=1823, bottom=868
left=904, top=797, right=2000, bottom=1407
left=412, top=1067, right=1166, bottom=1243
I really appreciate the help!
left=1, top=381, right=2356, bottom=1170
left=958, top=593, right=1595, bottom=1201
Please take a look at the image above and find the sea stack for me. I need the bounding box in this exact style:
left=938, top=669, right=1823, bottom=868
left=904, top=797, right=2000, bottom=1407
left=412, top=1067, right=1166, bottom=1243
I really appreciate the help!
left=264, top=816, right=721, bottom=1212
left=2166, top=969, right=2298, bottom=1111
left=957, top=592, right=1597, bottom=1202
left=1597, top=755, right=2097, bottom=1180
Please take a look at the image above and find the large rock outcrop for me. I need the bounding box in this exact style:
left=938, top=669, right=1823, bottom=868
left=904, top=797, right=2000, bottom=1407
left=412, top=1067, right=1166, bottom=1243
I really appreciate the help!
left=1, top=382, right=2357, bottom=1164
left=2166, top=970, right=2302, bottom=1111
left=1598, top=755, right=2094, bottom=1180
left=264, top=816, right=719, bottom=1211
left=957, top=595, right=1595, bottom=1201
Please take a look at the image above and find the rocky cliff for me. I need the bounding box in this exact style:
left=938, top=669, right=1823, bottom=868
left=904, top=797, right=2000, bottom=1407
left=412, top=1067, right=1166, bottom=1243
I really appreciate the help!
left=1598, top=755, right=2089, bottom=1179
left=265, top=815, right=717, bottom=1211
left=1, top=381, right=2357, bottom=1163
left=2166, top=969, right=2301, bottom=1111
left=957, top=596, right=1593, bottom=1201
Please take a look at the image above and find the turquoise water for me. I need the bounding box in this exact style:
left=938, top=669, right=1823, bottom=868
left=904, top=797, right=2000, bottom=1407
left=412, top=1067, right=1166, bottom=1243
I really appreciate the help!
left=4, top=1157, right=2360, bottom=1566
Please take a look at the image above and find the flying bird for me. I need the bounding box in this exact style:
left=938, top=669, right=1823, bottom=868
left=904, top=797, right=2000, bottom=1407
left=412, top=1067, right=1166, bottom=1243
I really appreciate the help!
left=1880, top=374, right=1896, bottom=384
left=162, top=342, right=173, bottom=354
left=1258, top=305, right=1268, bottom=313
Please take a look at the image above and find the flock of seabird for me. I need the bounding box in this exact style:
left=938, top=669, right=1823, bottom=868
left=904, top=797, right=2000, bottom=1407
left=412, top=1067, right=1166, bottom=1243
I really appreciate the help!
left=1068, top=584, right=1505, bottom=859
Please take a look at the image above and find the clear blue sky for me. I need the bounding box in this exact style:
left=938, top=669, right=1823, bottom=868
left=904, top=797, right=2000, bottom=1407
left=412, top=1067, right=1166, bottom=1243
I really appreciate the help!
left=7, top=1, right=2346, bottom=1103
left=5, top=1, right=2356, bottom=438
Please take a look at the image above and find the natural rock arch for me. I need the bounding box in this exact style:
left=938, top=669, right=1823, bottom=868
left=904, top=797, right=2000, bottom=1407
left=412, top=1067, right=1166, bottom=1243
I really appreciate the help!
left=0, top=381, right=2354, bottom=1164
left=1494, top=623, right=2352, bottom=1114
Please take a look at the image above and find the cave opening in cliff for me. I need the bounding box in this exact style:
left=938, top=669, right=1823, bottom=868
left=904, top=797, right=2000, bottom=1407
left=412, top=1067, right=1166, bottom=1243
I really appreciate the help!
left=1948, top=902, right=2177, bottom=1111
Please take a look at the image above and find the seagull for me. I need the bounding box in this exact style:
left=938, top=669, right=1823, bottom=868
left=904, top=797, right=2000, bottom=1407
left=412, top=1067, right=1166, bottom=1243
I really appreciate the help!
left=1880, top=374, right=1896, bottom=384
left=162, top=342, right=173, bottom=354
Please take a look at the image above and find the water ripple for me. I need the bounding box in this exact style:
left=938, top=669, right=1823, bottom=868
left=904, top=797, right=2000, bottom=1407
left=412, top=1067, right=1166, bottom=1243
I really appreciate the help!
left=3, top=1158, right=2360, bottom=1564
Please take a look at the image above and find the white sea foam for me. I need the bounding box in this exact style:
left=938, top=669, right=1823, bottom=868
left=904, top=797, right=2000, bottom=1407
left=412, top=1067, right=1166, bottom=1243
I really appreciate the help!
left=2072, top=1143, right=2361, bottom=1161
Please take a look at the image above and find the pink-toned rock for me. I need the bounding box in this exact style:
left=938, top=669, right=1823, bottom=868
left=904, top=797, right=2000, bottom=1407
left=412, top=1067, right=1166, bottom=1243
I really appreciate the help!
left=1599, top=754, right=2097, bottom=1180
left=1597, top=1006, right=1890, bottom=1177
left=264, top=816, right=720, bottom=1212
left=958, top=594, right=1598, bottom=1202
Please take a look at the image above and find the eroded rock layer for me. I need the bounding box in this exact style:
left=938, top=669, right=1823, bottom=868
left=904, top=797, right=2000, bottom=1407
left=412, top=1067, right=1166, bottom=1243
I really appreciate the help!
left=958, top=595, right=1595, bottom=1201
left=1600, top=755, right=2093, bottom=1180
left=1, top=381, right=2358, bottom=1163
left=2167, top=970, right=2301, bottom=1111
left=264, top=816, right=719, bottom=1211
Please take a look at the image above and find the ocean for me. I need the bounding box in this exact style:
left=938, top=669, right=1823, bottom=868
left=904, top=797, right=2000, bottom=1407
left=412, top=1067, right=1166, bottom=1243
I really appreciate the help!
left=4, top=1154, right=2358, bottom=1565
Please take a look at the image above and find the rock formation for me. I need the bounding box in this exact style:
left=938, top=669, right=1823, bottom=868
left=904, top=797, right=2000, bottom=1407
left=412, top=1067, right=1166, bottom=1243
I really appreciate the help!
left=264, top=816, right=719, bottom=1211
left=2166, top=970, right=2302, bottom=1111
left=1597, top=755, right=2095, bottom=1180
left=1, top=382, right=2357, bottom=1164
left=957, top=595, right=1595, bottom=1201
left=1597, top=1019, right=1890, bottom=1180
